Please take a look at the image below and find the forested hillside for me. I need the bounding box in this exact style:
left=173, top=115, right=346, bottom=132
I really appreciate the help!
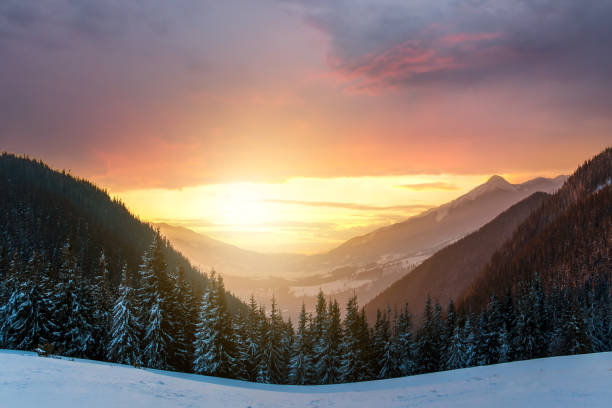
left=0, top=153, right=243, bottom=310
left=461, top=147, right=612, bottom=312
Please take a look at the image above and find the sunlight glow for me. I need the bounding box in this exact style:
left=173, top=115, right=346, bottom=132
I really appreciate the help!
left=113, top=172, right=548, bottom=254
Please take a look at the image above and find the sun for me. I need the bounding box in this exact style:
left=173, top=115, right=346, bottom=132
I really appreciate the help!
left=211, top=182, right=273, bottom=228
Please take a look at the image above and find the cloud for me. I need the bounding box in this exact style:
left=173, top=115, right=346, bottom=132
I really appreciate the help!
left=263, top=199, right=431, bottom=212
left=395, top=182, right=459, bottom=191
left=284, top=0, right=612, bottom=90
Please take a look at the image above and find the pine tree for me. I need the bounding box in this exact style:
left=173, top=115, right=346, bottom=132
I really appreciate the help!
left=481, top=295, right=503, bottom=365
left=462, top=317, right=477, bottom=367
left=290, top=303, right=313, bottom=385
left=54, top=240, right=95, bottom=357
left=415, top=296, right=442, bottom=373
left=560, top=297, right=591, bottom=355
left=444, top=324, right=465, bottom=370
left=264, top=296, right=287, bottom=384
left=513, top=280, right=546, bottom=361
left=340, top=295, right=364, bottom=383
left=316, top=299, right=343, bottom=384
left=311, top=290, right=328, bottom=379
left=373, top=309, right=396, bottom=379
left=138, top=233, right=174, bottom=369
left=2, top=252, right=56, bottom=351
left=238, top=296, right=263, bottom=382
left=92, top=250, right=112, bottom=360
left=256, top=305, right=270, bottom=383
left=168, top=266, right=196, bottom=372
left=142, top=296, right=169, bottom=369
left=107, top=264, right=140, bottom=365
left=192, top=273, right=235, bottom=378
left=357, top=307, right=374, bottom=381
left=394, top=304, right=416, bottom=376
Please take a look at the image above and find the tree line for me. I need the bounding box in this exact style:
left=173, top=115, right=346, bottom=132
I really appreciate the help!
left=2, top=233, right=611, bottom=384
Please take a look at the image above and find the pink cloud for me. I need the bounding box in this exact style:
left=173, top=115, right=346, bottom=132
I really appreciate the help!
left=440, top=32, right=500, bottom=45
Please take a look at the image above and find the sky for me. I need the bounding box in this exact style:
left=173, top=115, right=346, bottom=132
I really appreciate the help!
left=1, top=0, right=611, bottom=253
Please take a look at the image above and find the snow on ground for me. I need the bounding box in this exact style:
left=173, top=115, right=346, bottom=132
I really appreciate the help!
left=1, top=350, right=612, bottom=408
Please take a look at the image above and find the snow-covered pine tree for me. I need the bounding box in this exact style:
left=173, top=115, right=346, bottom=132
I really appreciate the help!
left=311, top=290, right=328, bottom=381
left=256, top=305, right=270, bottom=383
left=54, top=240, right=95, bottom=357
left=394, top=303, right=416, bottom=376
left=316, top=299, right=343, bottom=384
left=92, top=250, right=112, bottom=360
left=560, top=297, right=591, bottom=355
left=444, top=300, right=456, bottom=345
left=373, top=308, right=397, bottom=379
left=500, top=289, right=516, bottom=360
left=282, top=317, right=295, bottom=383
left=357, top=307, right=374, bottom=381
left=192, top=273, right=235, bottom=378
left=239, top=295, right=263, bottom=382
left=513, top=280, right=546, bottom=361
left=444, top=324, right=465, bottom=370
left=585, top=278, right=609, bottom=352
left=193, top=285, right=213, bottom=374
left=107, top=264, right=140, bottom=365
left=142, top=295, right=169, bottom=369
left=232, top=309, right=249, bottom=380
left=462, top=316, right=477, bottom=367
left=264, top=296, right=287, bottom=384
left=340, top=295, right=362, bottom=383
left=480, top=295, right=503, bottom=365
left=172, top=266, right=197, bottom=372
left=138, top=233, right=174, bottom=369
left=290, top=302, right=313, bottom=385
left=498, top=325, right=511, bottom=363
left=415, top=296, right=442, bottom=373
left=2, top=252, right=56, bottom=351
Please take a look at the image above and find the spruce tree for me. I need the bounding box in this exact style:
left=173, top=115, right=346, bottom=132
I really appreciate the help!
left=317, top=299, right=343, bottom=384
left=444, top=324, right=465, bottom=370
left=107, top=264, right=140, bottom=365
left=394, top=304, right=416, bottom=376
left=92, top=250, right=112, bottom=360
left=54, top=240, right=95, bottom=357
left=340, top=295, right=363, bottom=383
left=290, top=303, right=313, bottom=385
left=192, top=273, right=235, bottom=378
left=264, top=296, right=287, bottom=384
left=239, top=296, right=263, bottom=382
left=415, top=296, right=442, bottom=373
left=138, top=233, right=173, bottom=369
left=373, top=309, right=396, bottom=379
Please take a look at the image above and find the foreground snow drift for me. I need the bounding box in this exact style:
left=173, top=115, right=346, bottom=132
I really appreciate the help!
left=1, top=350, right=611, bottom=407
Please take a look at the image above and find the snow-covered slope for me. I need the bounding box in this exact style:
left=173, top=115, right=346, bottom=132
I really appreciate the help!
left=2, top=350, right=611, bottom=407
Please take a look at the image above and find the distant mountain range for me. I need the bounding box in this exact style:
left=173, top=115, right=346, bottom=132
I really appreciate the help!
left=364, top=191, right=549, bottom=322
left=159, top=174, right=567, bottom=318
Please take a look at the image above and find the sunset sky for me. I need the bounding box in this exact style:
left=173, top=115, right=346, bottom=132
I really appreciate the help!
left=1, top=0, right=611, bottom=253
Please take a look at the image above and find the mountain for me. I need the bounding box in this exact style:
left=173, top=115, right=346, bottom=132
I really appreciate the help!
left=0, top=153, right=245, bottom=312
left=459, top=147, right=612, bottom=312
left=364, top=191, right=550, bottom=323
left=155, top=223, right=306, bottom=278
left=309, top=174, right=567, bottom=271
left=3, top=350, right=612, bottom=407
left=159, top=174, right=566, bottom=319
